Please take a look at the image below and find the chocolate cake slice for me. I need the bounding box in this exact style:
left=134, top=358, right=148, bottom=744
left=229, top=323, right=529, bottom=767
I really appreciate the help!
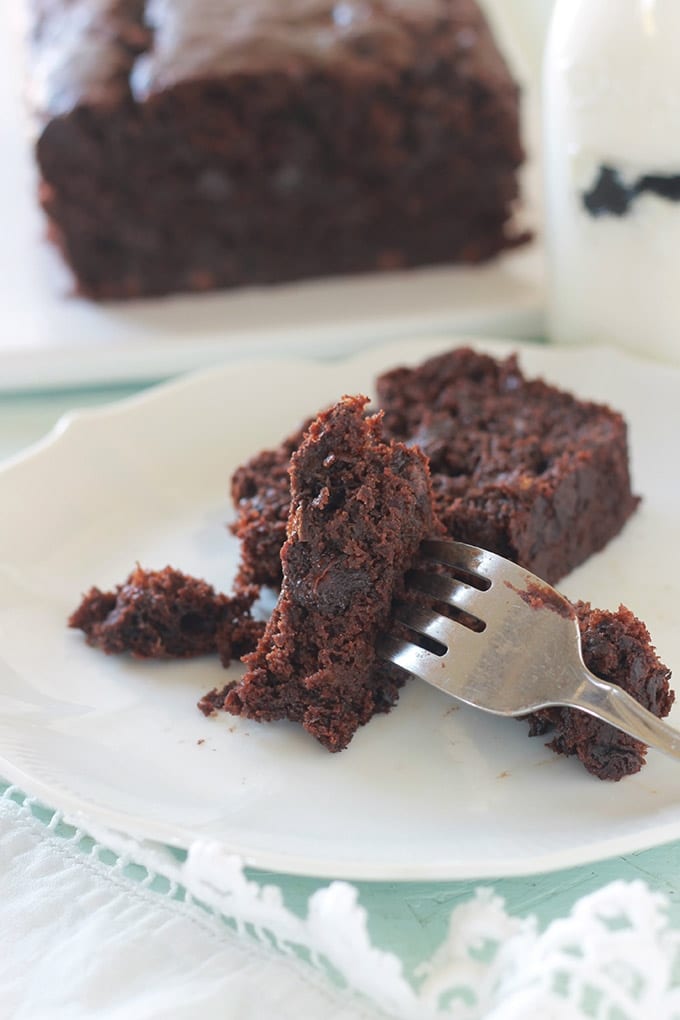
left=528, top=602, right=673, bottom=780
left=28, top=0, right=526, bottom=299
left=231, top=347, right=640, bottom=588
left=207, top=395, right=437, bottom=751
left=376, top=348, right=639, bottom=584
left=69, top=566, right=264, bottom=666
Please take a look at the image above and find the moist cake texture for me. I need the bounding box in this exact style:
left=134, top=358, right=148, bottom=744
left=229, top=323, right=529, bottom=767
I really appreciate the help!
left=69, top=565, right=264, bottom=666
left=28, top=0, right=525, bottom=299
left=207, top=395, right=437, bottom=751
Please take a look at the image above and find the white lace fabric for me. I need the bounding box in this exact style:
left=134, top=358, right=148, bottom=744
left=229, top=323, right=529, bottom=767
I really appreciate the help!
left=1, top=787, right=679, bottom=1020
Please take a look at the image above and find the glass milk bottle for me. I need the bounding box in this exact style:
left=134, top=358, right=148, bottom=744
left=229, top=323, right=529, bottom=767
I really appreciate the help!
left=544, top=0, right=680, bottom=361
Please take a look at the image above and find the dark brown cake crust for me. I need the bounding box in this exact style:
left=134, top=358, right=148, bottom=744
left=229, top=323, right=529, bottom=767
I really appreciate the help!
left=69, top=565, right=264, bottom=666
left=28, top=0, right=525, bottom=299
left=214, top=395, right=436, bottom=751
left=527, top=602, right=674, bottom=780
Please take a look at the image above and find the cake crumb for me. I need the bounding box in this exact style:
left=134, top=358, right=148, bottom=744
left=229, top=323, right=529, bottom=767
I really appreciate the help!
left=69, top=565, right=264, bottom=665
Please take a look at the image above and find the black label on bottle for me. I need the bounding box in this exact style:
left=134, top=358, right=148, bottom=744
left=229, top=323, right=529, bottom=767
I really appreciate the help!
left=583, top=164, right=680, bottom=217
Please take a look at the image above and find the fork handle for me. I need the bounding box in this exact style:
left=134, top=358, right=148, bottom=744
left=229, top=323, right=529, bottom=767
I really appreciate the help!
left=569, top=669, right=680, bottom=762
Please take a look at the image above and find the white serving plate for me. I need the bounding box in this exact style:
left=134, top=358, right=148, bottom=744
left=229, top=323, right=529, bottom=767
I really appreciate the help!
left=0, top=2, right=543, bottom=392
left=0, top=337, right=679, bottom=880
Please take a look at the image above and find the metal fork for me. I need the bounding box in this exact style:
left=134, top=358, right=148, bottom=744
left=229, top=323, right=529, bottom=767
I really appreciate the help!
left=378, top=539, right=680, bottom=762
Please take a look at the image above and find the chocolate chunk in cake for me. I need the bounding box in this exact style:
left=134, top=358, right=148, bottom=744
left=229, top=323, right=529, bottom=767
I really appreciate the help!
left=211, top=395, right=437, bottom=751
left=69, top=565, right=264, bottom=666
left=28, top=0, right=526, bottom=299
left=376, top=347, right=639, bottom=583
left=528, top=602, right=674, bottom=780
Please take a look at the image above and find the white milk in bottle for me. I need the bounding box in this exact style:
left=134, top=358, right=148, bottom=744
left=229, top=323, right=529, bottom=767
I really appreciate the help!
left=544, top=0, right=680, bottom=360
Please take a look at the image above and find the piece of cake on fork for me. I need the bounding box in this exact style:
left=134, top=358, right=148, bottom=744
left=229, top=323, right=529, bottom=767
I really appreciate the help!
left=203, top=394, right=437, bottom=750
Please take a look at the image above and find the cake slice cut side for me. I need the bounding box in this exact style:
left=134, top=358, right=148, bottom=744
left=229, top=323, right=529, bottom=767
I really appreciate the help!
left=210, top=394, right=437, bottom=751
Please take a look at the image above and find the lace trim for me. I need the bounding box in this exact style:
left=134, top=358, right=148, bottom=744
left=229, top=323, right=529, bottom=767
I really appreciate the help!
left=3, top=785, right=679, bottom=1019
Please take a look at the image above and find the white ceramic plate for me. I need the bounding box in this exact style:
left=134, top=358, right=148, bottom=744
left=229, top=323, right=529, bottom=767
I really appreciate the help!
left=0, top=2, right=543, bottom=393
left=1, top=337, right=679, bottom=881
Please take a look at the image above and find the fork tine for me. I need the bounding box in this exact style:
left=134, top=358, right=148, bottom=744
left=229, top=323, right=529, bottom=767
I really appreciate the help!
left=378, top=616, right=487, bottom=684
left=392, top=603, right=459, bottom=649
left=407, top=568, right=487, bottom=622
left=421, top=539, right=495, bottom=585
left=376, top=633, right=443, bottom=677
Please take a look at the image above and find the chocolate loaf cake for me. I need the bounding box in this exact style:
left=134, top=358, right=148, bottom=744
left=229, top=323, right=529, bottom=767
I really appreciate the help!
left=206, top=395, right=437, bottom=751
left=28, top=0, right=525, bottom=299
left=231, top=348, right=639, bottom=588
